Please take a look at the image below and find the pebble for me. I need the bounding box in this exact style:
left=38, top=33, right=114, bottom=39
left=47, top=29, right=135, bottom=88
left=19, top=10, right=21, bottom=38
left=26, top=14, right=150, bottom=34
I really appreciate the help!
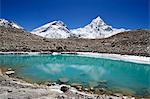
left=7, top=89, right=12, bottom=92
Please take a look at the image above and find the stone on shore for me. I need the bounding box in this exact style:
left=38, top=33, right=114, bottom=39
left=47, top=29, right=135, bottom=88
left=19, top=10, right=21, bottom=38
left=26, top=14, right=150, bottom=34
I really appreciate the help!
left=60, top=86, right=69, bottom=93
left=7, top=68, right=12, bottom=71
left=58, top=78, right=69, bottom=84
left=5, top=71, right=15, bottom=75
left=71, top=83, right=83, bottom=91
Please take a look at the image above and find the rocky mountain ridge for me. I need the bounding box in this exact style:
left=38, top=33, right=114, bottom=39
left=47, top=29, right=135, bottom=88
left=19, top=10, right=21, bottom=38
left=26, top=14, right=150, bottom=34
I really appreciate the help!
left=0, top=17, right=127, bottom=39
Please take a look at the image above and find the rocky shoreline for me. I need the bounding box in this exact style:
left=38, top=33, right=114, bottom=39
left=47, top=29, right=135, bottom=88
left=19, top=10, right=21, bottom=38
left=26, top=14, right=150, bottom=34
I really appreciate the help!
left=0, top=67, right=137, bottom=99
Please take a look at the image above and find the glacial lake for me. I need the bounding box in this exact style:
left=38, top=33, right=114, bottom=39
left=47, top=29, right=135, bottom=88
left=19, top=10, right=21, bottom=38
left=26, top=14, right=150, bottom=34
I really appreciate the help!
left=0, top=54, right=150, bottom=97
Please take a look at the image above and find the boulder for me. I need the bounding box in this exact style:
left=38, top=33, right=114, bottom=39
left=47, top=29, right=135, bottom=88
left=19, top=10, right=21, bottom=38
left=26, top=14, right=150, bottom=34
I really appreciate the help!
left=90, top=87, right=94, bottom=91
left=5, top=71, right=15, bottom=75
left=84, top=88, right=89, bottom=91
left=44, top=81, right=52, bottom=86
left=60, top=86, right=69, bottom=93
left=7, top=89, right=12, bottom=93
left=71, top=83, right=83, bottom=90
left=58, top=78, right=69, bottom=84
left=7, top=68, right=12, bottom=71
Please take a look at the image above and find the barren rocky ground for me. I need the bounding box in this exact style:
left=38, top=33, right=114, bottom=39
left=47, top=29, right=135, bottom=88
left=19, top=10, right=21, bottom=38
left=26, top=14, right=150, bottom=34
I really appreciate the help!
left=0, top=27, right=150, bottom=56
left=0, top=68, right=136, bottom=99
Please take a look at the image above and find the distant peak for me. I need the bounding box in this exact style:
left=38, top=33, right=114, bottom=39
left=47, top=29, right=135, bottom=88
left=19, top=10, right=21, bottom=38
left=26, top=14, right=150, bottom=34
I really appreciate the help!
left=95, top=16, right=102, bottom=20
left=50, top=21, right=65, bottom=26
left=90, top=16, right=106, bottom=26
left=0, top=18, right=24, bottom=29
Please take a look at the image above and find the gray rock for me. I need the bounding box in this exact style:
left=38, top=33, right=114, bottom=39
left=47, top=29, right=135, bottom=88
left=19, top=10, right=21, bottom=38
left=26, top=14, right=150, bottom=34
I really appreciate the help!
left=5, top=71, right=15, bottom=75
left=7, top=68, right=12, bottom=71
left=58, top=78, right=69, bottom=84
left=7, top=89, right=12, bottom=92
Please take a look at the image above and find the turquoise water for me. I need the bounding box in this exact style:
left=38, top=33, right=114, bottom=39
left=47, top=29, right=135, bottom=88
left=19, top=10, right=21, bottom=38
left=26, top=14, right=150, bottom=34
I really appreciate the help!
left=0, top=54, right=150, bottom=96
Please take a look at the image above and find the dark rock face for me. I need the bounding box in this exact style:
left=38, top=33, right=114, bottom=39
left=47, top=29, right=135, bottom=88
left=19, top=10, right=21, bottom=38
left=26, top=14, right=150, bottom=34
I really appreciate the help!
left=0, top=26, right=150, bottom=56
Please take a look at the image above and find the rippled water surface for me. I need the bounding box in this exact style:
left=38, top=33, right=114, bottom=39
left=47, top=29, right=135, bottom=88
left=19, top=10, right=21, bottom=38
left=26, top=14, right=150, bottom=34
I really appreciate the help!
left=0, top=54, right=150, bottom=96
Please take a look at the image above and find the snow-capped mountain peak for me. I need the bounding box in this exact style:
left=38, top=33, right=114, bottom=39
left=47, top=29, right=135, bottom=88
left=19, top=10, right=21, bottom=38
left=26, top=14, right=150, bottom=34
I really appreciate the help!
left=31, top=16, right=127, bottom=39
left=50, top=21, right=66, bottom=27
left=31, top=21, right=71, bottom=38
left=87, top=16, right=112, bottom=31
left=0, top=19, right=23, bottom=29
left=71, top=16, right=126, bottom=38
left=90, top=16, right=106, bottom=26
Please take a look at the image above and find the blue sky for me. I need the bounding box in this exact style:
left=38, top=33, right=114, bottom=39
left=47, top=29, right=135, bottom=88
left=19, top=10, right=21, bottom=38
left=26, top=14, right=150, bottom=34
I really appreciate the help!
left=0, top=0, right=149, bottom=31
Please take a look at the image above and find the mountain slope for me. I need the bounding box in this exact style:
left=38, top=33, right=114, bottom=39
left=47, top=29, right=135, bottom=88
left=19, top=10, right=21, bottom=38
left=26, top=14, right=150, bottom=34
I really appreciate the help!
left=71, top=17, right=126, bottom=38
left=0, top=19, right=23, bottom=29
left=0, top=26, right=149, bottom=56
left=31, top=21, right=71, bottom=38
